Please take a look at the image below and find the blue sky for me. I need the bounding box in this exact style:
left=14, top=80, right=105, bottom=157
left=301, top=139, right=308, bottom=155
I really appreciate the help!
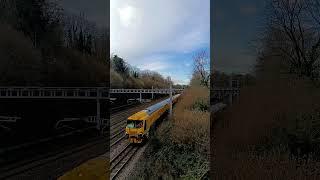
left=212, top=0, right=267, bottom=74
left=110, top=0, right=210, bottom=85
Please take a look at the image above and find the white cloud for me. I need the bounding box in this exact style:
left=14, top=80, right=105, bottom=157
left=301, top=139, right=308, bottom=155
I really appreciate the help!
left=111, top=0, right=209, bottom=63
left=137, top=61, right=170, bottom=71
left=118, top=5, right=138, bottom=27
left=172, top=78, right=190, bottom=85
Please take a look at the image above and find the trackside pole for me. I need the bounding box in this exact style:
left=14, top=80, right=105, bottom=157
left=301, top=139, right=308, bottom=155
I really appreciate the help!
left=229, top=77, right=233, bottom=105
left=96, top=97, right=101, bottom=132
left=169, top=79, right=173, bottom=117
left=151, top=86, right=154, bottom=99
left=96, top=88, right=103, bottom=134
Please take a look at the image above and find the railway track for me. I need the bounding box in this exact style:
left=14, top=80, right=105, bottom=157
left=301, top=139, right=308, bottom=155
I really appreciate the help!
left=0, top=132, right=107, bottom=179
left=3, top=103, right=136, bottom=179
left=0, top=101, right=134, bottom=168
left=110, top=103, right=138, bottom=114
left=0, top=126, right=96, bottom=154
left=108, top=97, right=169, bottom=179
left=109, top=97, right=167, bottom=148
left=110, top=144, right=139, bottom=180
left=0, top=97, right=166, bottom=179
left=110, top=97, right=167, bottom=126
left=0, top=126, right=101, bottom=174
left=110, top=99, right=166, bottom=130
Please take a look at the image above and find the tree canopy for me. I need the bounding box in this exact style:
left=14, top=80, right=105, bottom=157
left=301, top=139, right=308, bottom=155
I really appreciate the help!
left=0, top=0, right=108, bottom=86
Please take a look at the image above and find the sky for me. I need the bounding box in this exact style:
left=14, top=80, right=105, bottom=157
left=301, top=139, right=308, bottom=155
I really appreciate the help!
left=212, top=0, right=267, bottom=74
left=110, top=0, right=210, bottom=85
left=59, top=0, right=265, bottom=80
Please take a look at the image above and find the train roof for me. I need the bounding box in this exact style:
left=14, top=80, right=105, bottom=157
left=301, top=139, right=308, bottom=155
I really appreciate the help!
left=127, top=110, right=148, bottom=120
left=145, top=94, right=180, bottom=115
left=128, top=94, right=180, bottom=120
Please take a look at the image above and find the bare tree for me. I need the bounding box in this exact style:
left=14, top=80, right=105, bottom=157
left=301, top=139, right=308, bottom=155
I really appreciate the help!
left=63, top=12, right=97, bottom=55
left=264, top=0, right=320, bottom=78
left=193, top=50, right=210, bottom=87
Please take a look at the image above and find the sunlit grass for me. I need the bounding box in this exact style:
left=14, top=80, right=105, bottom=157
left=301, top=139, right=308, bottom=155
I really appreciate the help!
left=58, top=157, right=108, bottom=180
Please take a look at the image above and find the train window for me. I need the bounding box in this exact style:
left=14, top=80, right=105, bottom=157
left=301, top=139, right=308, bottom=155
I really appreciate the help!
left=144, top=121, right=146, bottom=130
left=127, top=120, right=135, bottom=128
left=127, top=120, right=143, bottom=128
left=136, top=121, right=143, bottom=128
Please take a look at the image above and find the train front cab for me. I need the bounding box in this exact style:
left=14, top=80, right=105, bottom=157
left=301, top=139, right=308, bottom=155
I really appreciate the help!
left=125, top=94, right=181, bottom=144
left=125, top=118, right=147, bottom=144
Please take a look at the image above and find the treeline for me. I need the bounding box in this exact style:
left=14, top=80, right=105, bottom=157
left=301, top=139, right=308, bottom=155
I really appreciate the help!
left=0, top=0, right=108, bottom=86
left=110, top=54, right=186, bottom=89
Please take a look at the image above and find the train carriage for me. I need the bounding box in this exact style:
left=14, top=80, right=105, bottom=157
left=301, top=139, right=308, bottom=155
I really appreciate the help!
left=125, top=94, right=180, bottom=143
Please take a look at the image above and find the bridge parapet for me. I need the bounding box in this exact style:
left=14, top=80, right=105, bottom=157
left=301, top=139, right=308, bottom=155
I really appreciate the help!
left=0, top=87, right=108, bottom=99
left=0, top=87, right=108, bottom=132
left=0, top=87, right=184, bottom=98
left=109, top=88, right=184, bottom=94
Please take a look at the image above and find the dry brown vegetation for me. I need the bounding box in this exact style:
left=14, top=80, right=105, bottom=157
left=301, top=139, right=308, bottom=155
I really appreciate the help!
left=133, top=85, right=209, bottom=179
left=171, top=86, right=210, bottom=149
left=212, top=0, right=320, bottom=178
left=0, top=24, right=108, bottom=86
left=212, top=52, right=320, bottom=180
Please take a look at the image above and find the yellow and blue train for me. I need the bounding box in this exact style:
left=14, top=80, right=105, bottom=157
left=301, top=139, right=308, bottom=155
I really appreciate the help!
left=125, top=94, right=180, bottom=143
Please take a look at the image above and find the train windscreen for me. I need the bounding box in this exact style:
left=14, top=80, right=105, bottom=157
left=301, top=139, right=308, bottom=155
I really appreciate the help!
left=127, top=120, right=143, bottom=128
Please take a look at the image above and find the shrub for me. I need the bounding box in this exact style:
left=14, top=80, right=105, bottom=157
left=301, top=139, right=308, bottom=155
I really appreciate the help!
left=213, top=74, right=320, bottom=179
left=110, top=69, right=123, bottom=88
left=192, top=99, right=209, bottom=111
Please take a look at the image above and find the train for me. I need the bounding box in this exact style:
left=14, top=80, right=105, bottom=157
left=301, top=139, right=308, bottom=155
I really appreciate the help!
left=125, top=94, right=181, bottom=143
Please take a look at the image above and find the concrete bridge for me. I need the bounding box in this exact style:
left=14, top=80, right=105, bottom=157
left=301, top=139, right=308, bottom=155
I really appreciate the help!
left=0, top=87, right=183, bottom=99
left=0, top=87, right=108, bottom=132
left=0, top=87, right=184, bottom=132
left=0, top=87, right=108, bottom=99
left=109, top=88, right=184, bottom=101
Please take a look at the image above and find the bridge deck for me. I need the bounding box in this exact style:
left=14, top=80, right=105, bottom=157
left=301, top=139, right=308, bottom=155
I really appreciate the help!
left=0, top=87, right=184, bottom=99
left=109, top=88, right=183, bottom=94
left=0, top=87, right=108, bottom=99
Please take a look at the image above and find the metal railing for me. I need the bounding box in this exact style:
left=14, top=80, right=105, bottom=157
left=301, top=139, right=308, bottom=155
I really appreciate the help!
left=109, top=88, right=184, bottom=94
left=0, top=87, right=184, bottom=98
left=0, top=87, right=108, bottom=99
